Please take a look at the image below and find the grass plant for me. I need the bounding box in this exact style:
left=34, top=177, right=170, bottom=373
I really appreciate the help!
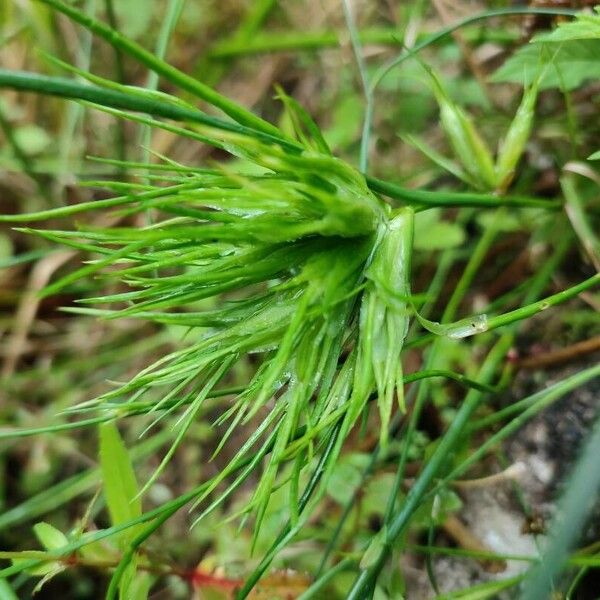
left=0, top=2, right=599, bottom=599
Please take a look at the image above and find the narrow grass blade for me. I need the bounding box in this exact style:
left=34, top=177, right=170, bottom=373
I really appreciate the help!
left=519, top=411, right=600, bottom=599
left=36, top=0, right=283, bottom=137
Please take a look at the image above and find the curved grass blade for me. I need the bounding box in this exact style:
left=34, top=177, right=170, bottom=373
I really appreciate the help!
left=36, top=0, right=283, bottom=138
left=519, top=409, right=600, bottom=599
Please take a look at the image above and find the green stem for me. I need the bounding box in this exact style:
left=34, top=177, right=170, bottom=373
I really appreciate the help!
left=341, top=0, right=371, bottom=172
left=103, top=0, right=127, bottom=163
left=432, top=362, right=600, bottom=497
left=298, top=558, right=358, bottom=599
left=384, top=209, right=500, bottom=526
left=485, top=273, right=600, bottom=332
left=234, top=424, right=343, bottom=599
left=140, top=0, right=185, bottom=164
left=366, top=174, right=560, bottom=210
left=314, top=393, right=416, bottom=578
left=34, top=0, right=581, bottom=193
left=314, top=229, right=463, bottom=581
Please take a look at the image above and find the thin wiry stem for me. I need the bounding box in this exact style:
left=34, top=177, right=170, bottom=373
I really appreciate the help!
left=347, top=335, right=513, bottom=599
left=140, top=0, right=185, bottom=166
left=341, top=0, right=371, bottom=172
left=103, top=0, right=127, bottom=163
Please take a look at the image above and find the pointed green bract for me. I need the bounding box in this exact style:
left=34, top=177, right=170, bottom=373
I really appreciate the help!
left=358, top=208, right=414, bottom=446
left=416, top=64, right=541, bottom=193
left=425, top=67, right=496, bottom=190
left=495, top=81, right=539, bottom=192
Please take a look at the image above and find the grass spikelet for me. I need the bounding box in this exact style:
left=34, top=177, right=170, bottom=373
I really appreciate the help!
left=11, top=115, right=396, bottom=527
left=424, top=66, right=496, bottom=190
left=495, top=79, right=539, bottom=192
left=359, top=208, right=414, bottom=446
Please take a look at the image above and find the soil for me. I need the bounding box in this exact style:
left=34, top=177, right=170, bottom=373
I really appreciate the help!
left=404, top=360, right=600, bottom=599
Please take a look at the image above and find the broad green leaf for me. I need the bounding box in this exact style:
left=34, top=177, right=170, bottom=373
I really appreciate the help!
left=533, top=8, right=600, bottom=42
left=362, top=473, right=398, bottom=517
left=326, top=461, right=363, bottom=505
left=99, top=423, right=142, bottom=532
left=491, top=41, right=600, bottom=90
left=33, top=522, right=68, bottom=551
left=588, top=150, right=600, bottom=160
left=414, top=209, right=465, bottom=250
left=11, top=553, right=58, bottom=577
left=99, top=423, right=144, bottom=600
left=9, top=523, right=69, bottom=579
